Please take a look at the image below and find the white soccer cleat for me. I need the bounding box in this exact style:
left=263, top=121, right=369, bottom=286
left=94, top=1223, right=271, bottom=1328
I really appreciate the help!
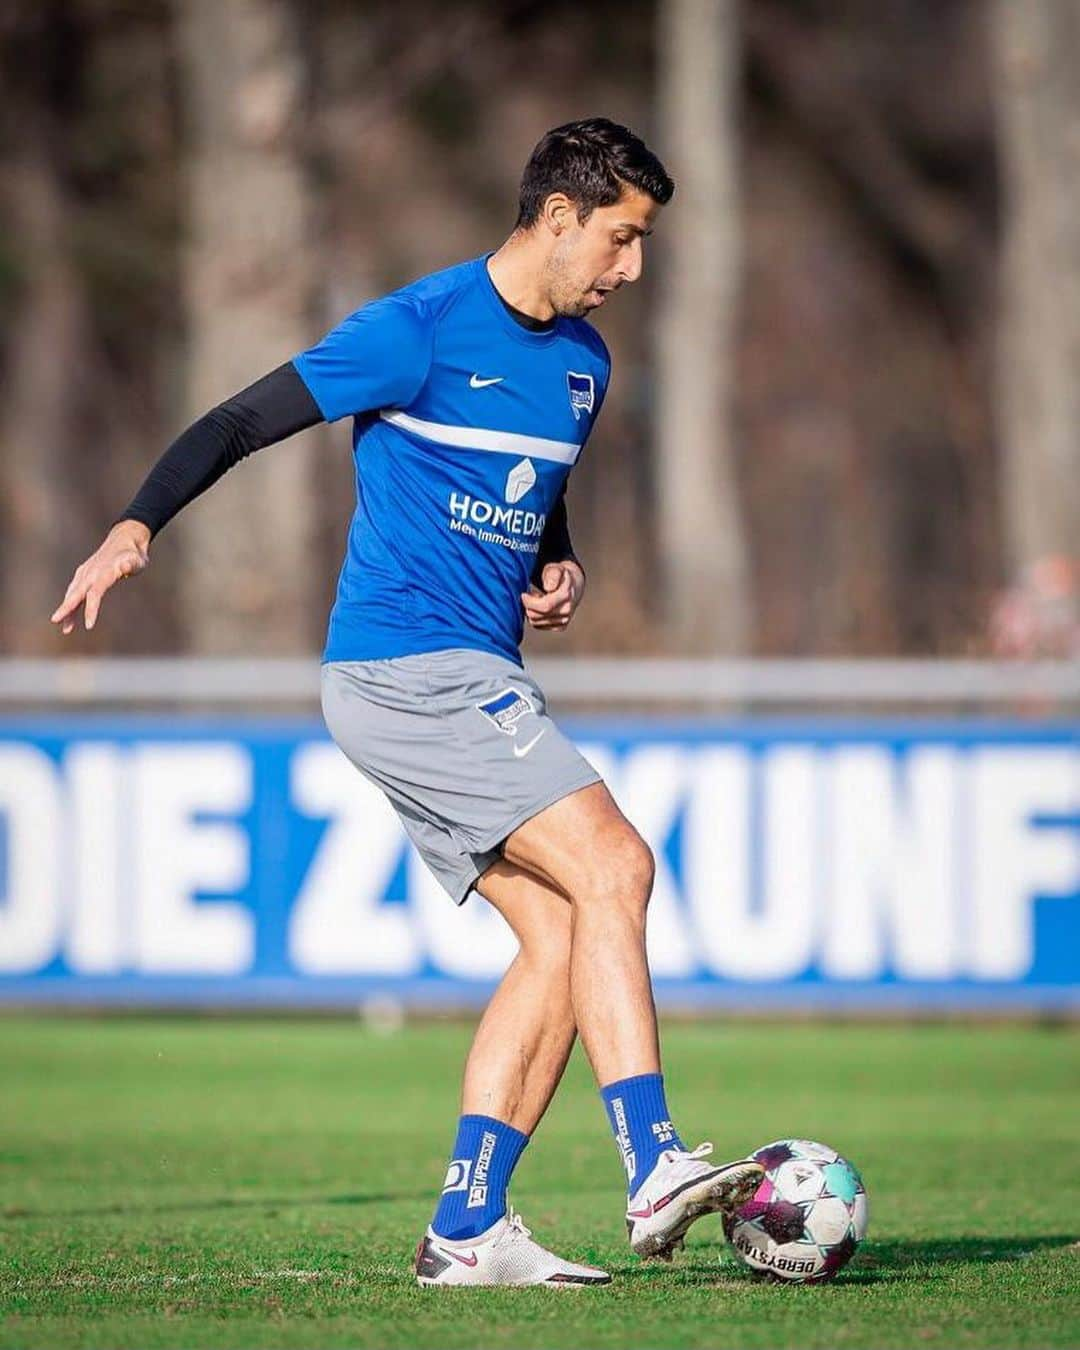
left=414, top=1208, right=611, bottom=1288
left=625, top=1143, right=764, bottom=1261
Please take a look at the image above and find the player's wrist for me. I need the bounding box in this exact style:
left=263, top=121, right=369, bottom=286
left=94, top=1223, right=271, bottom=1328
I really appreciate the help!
left=110, top=519, right=152, bottom=552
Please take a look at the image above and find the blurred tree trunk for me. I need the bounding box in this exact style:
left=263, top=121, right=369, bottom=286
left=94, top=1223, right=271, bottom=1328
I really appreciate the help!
left=993, top=0, right=1080, bottom=584
left=655, top=0, right=749, bottom=653
left=0, top=14, right=90, bottom=655
left=174, top=0, right=317, bottom=653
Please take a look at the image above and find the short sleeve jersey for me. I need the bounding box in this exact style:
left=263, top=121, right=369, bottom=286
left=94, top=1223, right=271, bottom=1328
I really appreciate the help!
left=293, top=255, right=610, bottom=665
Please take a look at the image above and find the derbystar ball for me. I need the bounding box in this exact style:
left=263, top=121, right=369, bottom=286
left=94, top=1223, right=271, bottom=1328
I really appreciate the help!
left=723, top=1139, right=869, bottom=1283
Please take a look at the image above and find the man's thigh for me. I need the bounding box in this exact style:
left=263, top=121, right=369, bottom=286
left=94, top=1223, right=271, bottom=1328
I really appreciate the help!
left=500, top=780, right=650, bottom=901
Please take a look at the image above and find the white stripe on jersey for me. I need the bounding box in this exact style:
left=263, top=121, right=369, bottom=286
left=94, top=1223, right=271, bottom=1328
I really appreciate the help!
left=380, top=410, right=582, bottom=465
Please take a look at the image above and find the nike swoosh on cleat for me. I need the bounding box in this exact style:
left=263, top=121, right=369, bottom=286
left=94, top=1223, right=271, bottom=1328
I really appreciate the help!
left=627, top=1194, right=673, bottom=1221
left=513, top=731, right=545, bottom=758
left=628, top=1164, right=758, bottom=1224
left=469, top=374, right=505, bottom=388
left=438, top=1247, right=479, bottom=1267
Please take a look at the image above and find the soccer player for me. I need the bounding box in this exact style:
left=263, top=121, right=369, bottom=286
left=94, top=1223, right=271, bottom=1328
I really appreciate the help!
left=51, top=118, right=762, bottom=1288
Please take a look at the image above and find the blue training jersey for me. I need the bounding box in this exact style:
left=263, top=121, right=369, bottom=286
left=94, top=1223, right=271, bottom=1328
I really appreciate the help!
left=292, top=255, right=610, bottom=666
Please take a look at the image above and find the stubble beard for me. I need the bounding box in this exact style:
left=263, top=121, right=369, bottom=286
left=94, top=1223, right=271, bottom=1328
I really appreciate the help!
left=544, top=247, right=591, bottom=319
left=556, top=295, right=590, bottom=319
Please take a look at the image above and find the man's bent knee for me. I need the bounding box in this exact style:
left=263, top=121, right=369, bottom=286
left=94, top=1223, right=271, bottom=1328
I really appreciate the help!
left=575, top=824, right=655, bottom=920
left=620, top=831, right=656, bottom=904
left=501, top=782, right=654, bottom=919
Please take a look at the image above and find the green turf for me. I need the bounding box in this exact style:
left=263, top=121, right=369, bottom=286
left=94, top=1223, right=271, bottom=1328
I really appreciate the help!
left=2, top=1018, right=1077, bottom=1349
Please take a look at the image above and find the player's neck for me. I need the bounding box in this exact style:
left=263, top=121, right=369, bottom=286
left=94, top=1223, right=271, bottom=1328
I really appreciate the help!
left=487, top=236, right=556, bottom=323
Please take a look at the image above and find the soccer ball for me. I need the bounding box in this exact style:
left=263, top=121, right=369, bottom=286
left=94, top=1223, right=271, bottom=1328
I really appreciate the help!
left=723, top=1139, right=868, bottom=1283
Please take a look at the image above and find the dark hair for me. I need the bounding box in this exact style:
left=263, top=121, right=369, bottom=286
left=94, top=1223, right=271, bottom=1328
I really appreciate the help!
left=515, top=117, right=674, bottom=229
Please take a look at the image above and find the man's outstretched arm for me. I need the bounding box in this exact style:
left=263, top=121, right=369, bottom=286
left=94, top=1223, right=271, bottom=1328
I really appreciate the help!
left=51, top=363, right=322, bottom=634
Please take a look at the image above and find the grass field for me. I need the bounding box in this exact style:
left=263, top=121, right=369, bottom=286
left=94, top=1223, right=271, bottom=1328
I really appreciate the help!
left=2, top=1018, right=1078, bottom=1349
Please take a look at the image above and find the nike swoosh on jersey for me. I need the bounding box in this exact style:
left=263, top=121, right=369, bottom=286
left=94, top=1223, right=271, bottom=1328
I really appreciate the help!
left=469, top=373, right=505, bottom=388
left=513, top=731, right=545, bottom=759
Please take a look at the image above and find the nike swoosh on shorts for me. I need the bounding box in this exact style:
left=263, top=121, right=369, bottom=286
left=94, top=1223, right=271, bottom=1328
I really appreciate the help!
left=513, top=731, right=545, bottom=758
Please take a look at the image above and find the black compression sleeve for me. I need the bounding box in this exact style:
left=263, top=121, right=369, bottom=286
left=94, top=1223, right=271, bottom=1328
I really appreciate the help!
left=531, top=487, right=582, bottom=585
left=119, top=362, right=323, bottom=537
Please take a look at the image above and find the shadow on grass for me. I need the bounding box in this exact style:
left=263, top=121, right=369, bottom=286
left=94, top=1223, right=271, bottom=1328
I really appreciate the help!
left=612, top=1236, right=1076, bottom=1289
left=854, top=1235, right=1075, bottom=1276
left=1, top=1191, right=421, bottom=1221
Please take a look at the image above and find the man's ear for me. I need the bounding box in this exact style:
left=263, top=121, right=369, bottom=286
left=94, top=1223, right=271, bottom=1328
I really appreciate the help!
left=541, top=192, right=575, bottom=236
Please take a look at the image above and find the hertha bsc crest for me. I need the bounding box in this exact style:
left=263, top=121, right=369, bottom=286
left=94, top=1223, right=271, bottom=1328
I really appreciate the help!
left=566, top=371, right=595, bottom=420
left=476, top=687, right=534, bottom=734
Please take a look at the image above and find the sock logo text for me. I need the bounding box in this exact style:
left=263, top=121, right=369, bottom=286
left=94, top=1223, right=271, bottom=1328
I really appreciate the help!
left=612, top=1098, right=637, bottom=1184
left=466, top=1131, right=497, bottom=1208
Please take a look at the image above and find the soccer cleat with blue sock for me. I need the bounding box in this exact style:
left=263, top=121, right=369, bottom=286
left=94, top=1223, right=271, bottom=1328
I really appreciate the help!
left=625, top=1142, right=764, bottom=1260
left=430, top=1114, right=529, bottom=1242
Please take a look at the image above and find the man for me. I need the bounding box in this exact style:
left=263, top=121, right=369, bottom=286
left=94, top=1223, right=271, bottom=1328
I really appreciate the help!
left=51, top=118, right=762, bottom=1288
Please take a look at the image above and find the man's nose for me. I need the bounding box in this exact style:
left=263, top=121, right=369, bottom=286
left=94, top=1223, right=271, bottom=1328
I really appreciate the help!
left=619, top=240, right=644, bottom=284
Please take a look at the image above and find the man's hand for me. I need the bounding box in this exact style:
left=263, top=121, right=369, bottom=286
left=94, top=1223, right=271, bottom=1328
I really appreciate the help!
left=521, top=560, right=585, bottom=632
left=51, top=520, right=151, bottom=635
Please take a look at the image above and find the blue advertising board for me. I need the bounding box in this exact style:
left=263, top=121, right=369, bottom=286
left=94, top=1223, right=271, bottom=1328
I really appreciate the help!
left=1, top=718, right=1077, bottom=1009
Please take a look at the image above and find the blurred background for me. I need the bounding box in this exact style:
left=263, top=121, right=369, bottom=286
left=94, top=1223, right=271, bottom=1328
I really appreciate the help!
left=2, top=0, right=1078, bottom=660
left=0, top=0, right=1076, bottom=1012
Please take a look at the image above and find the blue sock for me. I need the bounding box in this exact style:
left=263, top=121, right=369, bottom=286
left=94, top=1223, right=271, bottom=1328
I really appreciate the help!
left=431, top=1114, right=529, bottom=1240
left=601, top=1074, right=685, bottom=1193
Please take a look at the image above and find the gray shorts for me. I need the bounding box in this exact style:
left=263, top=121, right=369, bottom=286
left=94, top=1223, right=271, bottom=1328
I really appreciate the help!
left=320, top=649, right=601, bottom=904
